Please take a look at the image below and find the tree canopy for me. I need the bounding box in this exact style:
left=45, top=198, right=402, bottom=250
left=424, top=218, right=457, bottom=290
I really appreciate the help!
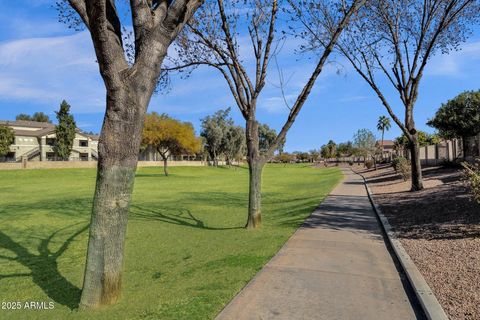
left=200, top=108, right=235, bottom=165
left=427, top=90, right=480, bottom=140
left=222, top=125, right=246, bottom=165
left=337, top=141, right=355, bottom=157
left=0, top=125, right=15, bottom=157
left=16, top=112, right=52, bottom=123
left=143, top=112, right=202, bottom=176
left=353, top=129, right=377, bottom=159
left=258, top=124, right=284, bottom=154
left=377, top=116, right=391, bottom=136
left=321, top=140, right=337, bottom=159
left=53, top=100, right=76, bottom=160
left=394, top=131, right=441, bottom=149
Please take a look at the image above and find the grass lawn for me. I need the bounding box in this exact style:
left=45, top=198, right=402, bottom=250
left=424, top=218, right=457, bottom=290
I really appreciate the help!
left=0, top=164, right=342, bottom=319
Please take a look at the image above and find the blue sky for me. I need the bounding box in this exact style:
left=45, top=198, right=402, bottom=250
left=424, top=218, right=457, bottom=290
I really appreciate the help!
left=1, top=2, right=480, bottom=152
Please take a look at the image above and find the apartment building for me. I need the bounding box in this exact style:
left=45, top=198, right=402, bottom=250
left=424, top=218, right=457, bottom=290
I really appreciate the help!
left=0, top=120, right=98, bottom=162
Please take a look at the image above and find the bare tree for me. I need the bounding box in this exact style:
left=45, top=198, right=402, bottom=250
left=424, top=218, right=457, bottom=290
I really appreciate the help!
left=57, top=0, right=203, bottom=309
left=292, top=0, right=479, bottom=190
left=165, top=0, right=364, bottom=229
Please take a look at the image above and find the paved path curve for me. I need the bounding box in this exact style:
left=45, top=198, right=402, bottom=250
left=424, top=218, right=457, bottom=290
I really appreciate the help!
left=217, top=169, right=423, bottom=320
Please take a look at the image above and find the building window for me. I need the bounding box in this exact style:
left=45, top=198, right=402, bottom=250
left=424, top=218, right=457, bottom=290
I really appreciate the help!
left=79, top=140, right=89, bottom=147
left=80, top=153, right=89, bottom=161
left=46, top=138, right=56, bottom=146
left=46, top=152, right=56, bottom=161
left=3, top=152, right=16, bottom=162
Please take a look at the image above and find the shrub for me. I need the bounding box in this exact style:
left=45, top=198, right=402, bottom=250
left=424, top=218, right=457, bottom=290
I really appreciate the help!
left=365, top=160, right=374, bottom=169
left=392, top=156, right=411, bottom=181
left=348, top=160, right=354, bottom=166
left=392, top=157, right=400, bottom=172
left=462, top=159, right=480, bottom=204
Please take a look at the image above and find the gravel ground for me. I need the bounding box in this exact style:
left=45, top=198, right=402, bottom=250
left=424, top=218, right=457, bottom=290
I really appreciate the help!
left=351, top=164, right=480, bottom=320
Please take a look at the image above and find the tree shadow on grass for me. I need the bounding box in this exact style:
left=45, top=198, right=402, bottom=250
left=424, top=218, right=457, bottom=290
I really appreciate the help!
left=130, top=205, right=242, bottom=231
left=0, top=223, right=89, bottom=310
left=0, top=198, right=92, bottom=220
left=181, top=191, right=248, bottom=207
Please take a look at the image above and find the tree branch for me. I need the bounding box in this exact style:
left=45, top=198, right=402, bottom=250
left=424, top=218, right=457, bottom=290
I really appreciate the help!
left=264, top=0, right=366, bottom=159
left=68, top=0, right=90, bottom=28
left=217, top=0, right=255, bottom=97
left=256, top=0, right=278, bottom=96
left=84, top=0, right=129, bottom=87
left=130, top=0, right=154, bottom=58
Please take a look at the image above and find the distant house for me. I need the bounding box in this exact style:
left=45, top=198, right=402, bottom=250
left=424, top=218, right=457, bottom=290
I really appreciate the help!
left=377, top=139, right=396, bottom=160
left=0, top=120, right=99, bottom=162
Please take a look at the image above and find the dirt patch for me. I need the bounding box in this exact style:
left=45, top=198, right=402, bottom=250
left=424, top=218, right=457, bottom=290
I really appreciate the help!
left=350, top=164, right=480, bottom=320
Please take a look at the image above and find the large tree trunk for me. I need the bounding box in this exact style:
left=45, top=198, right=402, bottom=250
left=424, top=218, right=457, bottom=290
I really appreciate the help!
left=245, top=119, right=264, bottom=229
left=80, top=85, right=147, bottom=309
left=405, top=106, right=424, bottom=191
left=408, top=134, right=424, bottom=191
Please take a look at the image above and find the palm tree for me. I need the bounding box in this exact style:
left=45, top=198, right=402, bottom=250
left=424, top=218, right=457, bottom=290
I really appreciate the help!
left=377, top=116, right=391, bottom=149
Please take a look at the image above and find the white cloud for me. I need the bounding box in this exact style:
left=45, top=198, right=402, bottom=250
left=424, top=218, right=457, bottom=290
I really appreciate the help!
left=425, top=41, right=480, bottom=77
left=259, top=94, right=297, bottom=114
left=0, top=31, right=104, bottom=114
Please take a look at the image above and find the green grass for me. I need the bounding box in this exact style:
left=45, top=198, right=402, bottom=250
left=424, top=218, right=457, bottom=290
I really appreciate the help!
left=0, top=164, right=342, bottom=319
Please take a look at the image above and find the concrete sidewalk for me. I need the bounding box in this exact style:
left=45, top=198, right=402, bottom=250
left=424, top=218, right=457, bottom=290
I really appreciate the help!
left=217, top=169, right=423, bottom=320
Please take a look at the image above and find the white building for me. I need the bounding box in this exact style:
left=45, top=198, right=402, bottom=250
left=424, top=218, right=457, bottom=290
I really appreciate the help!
left=0, top=120, right=99, bottom=162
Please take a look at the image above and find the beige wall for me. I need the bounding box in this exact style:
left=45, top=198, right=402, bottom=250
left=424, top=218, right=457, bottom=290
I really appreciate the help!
left=0, top=160, right=210, bottom=170
left=10, top=136, right=40, bottom=158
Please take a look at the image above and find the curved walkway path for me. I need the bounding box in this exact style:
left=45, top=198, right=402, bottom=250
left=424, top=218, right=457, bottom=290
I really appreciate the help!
left=217, top=168, right=423, bottom=320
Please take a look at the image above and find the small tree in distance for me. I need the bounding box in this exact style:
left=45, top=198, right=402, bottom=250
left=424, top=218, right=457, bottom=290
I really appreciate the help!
left=337, top=141, right=355, bottom=162
left=15, top=113, right=32, bottom=121
left=53, top=100, right=76, bottom=161
left=0, top=125, right=15, bottom=159
left=276, top=152, right=295, bottom=166
left=16, top=112, right=52, bottom=123
left=142, top=113, right=202, bottom=176
left=258, top=124, right=284, bottom=155
left=321, top=140, right=337, bottom=163
left=377, top=116, right=391, bottom=150
left=309, top=149, right=321, bottom=163
left=353, top=129, right=377, bottom=169
left=200, top=108, right=233, bottom=166
left=223, top=125, right=246, bottom=166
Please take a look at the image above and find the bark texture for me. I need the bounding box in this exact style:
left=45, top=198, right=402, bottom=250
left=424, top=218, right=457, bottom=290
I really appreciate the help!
left=408, top=134, right=424, bottom=191
left=80, top=85, right=150, bottom=308
left=246, top=120, right=264, bottom=229
left=162, top=156, right=169, bottom=176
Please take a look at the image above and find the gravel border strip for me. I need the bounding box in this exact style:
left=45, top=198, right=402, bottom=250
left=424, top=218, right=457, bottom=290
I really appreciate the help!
left=354, top=169, right=449, bottom=320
